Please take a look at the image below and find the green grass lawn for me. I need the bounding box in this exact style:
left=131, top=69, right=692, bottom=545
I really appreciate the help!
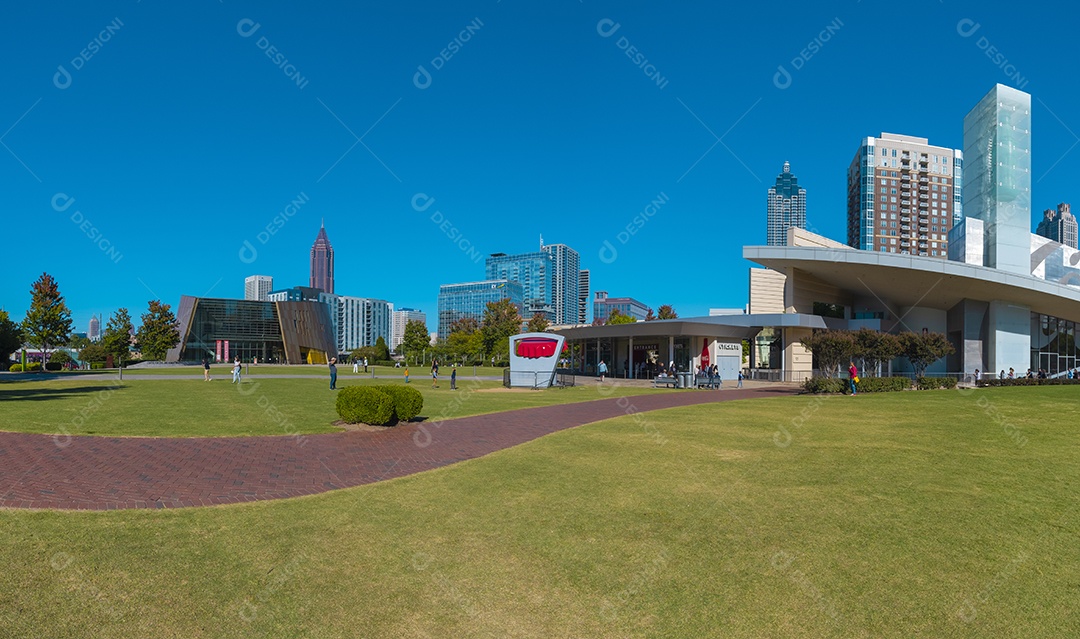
left=107, top=364, right=509, bottom=377
left=1, top=386, right=1077, bottom=637
left=0, top=377, right=669, bottom=437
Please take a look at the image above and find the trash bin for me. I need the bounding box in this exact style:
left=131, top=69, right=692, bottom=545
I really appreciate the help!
left=678, top=372, right=691, bottom=389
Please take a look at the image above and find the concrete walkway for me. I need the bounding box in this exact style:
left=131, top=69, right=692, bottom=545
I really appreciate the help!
left=0, top=386, right=796, bottom=511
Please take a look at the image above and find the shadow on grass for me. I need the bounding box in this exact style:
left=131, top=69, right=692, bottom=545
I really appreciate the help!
left=0, top=371, right=117, bottom=384
left=0, top=385, right=126, bottom=401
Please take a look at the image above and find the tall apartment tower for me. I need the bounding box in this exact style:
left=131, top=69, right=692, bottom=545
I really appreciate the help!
left=847, top=133, right=962, bottom=257
left=578, top=269, right=590, bottom=324
left=244, top=275, right=274, bottom=301
left=1036, top=203, right=1077, bottom=249
left=543, top=242, right=581, bottom=326
left=766, top=161, right=806, bottom=246
left=391, top=308, right=427, bottom=350
left=310, top=222, right=334, bottom=294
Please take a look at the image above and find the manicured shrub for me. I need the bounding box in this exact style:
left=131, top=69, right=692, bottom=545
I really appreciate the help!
left=9, top=363, right=23, bottom=372
left=985, top=377, right=1080, bottom=387
left=915, top=376, right=958, bottom=390
left=90, top=362, right=105, bottom=370
left=375, top=385, right=424, bottom=422
left=44, top=362, right=63, bottom=371
left=26, top=362, right=42, bottom=372
left=336, top=386, right=395, bottom=425
left=802, top=377, right=846, bottom=394
left=857, top=376, right=912, bottom=393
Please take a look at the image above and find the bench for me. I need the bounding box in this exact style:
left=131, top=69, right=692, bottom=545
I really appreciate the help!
left=695, top=375, right=722, bottom=389
left=653, top=375, right=678, bottom=388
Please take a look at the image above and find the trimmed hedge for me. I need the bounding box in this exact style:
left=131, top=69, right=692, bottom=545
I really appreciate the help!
left=915, top=376, right=957, bottom=390
left=375, top=385, right=424, bottom=422
left=336, top=387, right=395, bottom=425
left=803, top=376, right=914, bottom=394
left=9, top=363, right=23, bottom=372
left=90, top=362, right=105, bottom=370
left=984, top=377, right=1080, bottom=387
left=25, top=362, right=42, bottom=372
left=44, top=362, right=63, bottom=371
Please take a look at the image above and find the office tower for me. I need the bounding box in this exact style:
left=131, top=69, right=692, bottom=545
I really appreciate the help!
left=485, top=240, right=582, bottom=325
left=578, top=269, right=590, bottom=324
left=964, top=84, right=1031, bottom=273
left=592, top=291, right=649, bottom=324
left=244, top=275, right=274, bottom=301
left=310, top=222, right=334, bottom=294
left=391, top=308, right=427, bottom=350
left=87, top=314, right=101, bottom=342
left=1036, top=203, right=1077, bottom=249
left=847, top=133, right=962, bottom=257
left=437, top=280, right=524, bottom=340
left=766, top=161, right=806, bottom=246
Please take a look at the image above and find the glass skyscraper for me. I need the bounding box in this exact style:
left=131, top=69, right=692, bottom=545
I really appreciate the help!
left=1036, top=203, right=1076, bottom=250
left=766, top=161, right=806, bottom=246
left=437, top=279, right=524, bottom=340
left=484, top=241, right=581, bottom=325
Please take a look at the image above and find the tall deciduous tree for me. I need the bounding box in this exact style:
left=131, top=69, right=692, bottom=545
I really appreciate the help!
left=373, top=336, right=391, bottom=362
left=644, top=308, right=656, bottom=321
left=900, top=331, right=955, bottom=378
left=401, top=319, right=431, bottom=361
left=101, top=308, right=135, bottom=365
left=0, top=309, right=23, bottom=363
left=481, top=298, right=523, bottom=359
left=853, top=328, right=902, bottom=377
left=657, top=304, right=678, bottom=319
left=79, top=343, right=108, bottom=363
left=135, top=300, right=180, bottom=361
left=526, top=313, right=550, bottom=333
left=20, top=273, right=73, bottom=366
left=447, top=317, right=483, bottom=363
left=800, top=330, right=856, bottom=378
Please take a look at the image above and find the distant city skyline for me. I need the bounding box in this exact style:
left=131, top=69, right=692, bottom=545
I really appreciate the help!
left=6, top=4, right=1080, bottom=330
left=766, top=161, right=806, bottom=246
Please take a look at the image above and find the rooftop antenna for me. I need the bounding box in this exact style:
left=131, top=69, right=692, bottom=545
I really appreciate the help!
left=540, top=233, right=544, bottom=250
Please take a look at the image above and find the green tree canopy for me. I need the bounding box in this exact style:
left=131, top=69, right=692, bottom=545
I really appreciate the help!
left=401, top=319, right=431, bottom=360
left=79, top=343, right=109, bottom=363
left=853, top=328, right=902, bottom=377
left=900, top=331, right=955, bottom=378
left=135, top=300, right=180, bottom=361
left=447, top=317, right=483, bottom=363
left=606, top=309, right=637, bottom=325
left=101, top=308, right=134, bottom=365
left=373, top=336, right=391, bottom=362
left=800, top=330, right=856, bottom=378
left=50, top=349, right=74, bottom=365
left=67, top=334, right=91, bottom=351
left=481, top=299, right=523, bottom=359
left=0, top=309, right=23, bottom=363
left=526, top=313, right=550, bottom=333
left=656, top=304, right=678, bottom=320
left=644, top=308, right=656, bottom=321
left=20, top=272, right=73, bottom=366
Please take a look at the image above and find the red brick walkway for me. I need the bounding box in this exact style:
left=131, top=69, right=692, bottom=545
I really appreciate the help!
left=0, top=387, right=794, bottom=510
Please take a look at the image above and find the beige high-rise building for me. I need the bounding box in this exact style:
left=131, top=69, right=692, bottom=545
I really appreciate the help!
left=846, top=133, right=962, bottom=258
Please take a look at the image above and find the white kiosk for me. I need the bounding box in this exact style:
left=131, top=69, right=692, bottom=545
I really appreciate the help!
left=507, top=332, right=566, bottom=389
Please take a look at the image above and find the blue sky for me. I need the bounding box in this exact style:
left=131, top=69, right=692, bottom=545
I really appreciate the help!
left=3, top=1, right=1077, bottom=332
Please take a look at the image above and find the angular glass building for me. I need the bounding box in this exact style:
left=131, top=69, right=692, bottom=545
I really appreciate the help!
left=486, top=251, right=553, bottom=319
left=166, top=296, right=336, bottom=364
left=437, top=280, right=524, bottom=340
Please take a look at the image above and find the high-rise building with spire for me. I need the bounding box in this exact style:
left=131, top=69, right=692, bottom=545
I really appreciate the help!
left=310, top=221, right=334, bottom=294
left=766, top=161, right=807, bottom=246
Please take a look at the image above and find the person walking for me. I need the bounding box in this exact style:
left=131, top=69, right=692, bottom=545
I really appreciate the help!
left=328, top=358, right=338, bottom=390
left=598, top=359, right=608, bottom=382
left=713, top=364, right=722, bottom=389
left=404, top=366, right=410, bottom=383
left=431, top=359, right=439, bottom=388
left=973, top=368, right=981, bottom=384
left=737, top=370, right=744, bottom=388
left=353, top=359, right=359, bottom=374
left=232, top=358, right=242, bottom=384
left=363, top=357, right=368, bottom=373
left=848, top=361, right=859, bottom=395
left=202, top=357, right=211, bottom=382
left=450, top=366, right=457, bottom=390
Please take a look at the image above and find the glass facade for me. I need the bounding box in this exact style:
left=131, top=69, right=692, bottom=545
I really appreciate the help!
left=168, top=296, right=336, bottom=364
left=1031, top=312, right=1078, bottom=376
left=486, top=252, right=554, bottom=320
left=437, top=280, right=524, bottom=340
